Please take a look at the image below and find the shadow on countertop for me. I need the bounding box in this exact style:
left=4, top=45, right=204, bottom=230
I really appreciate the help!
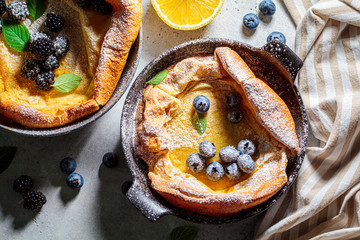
left=97, top=137, right=172, bottom=240
left=0, top=121, right=96, bottom=230
left=0, top=179, right=39, bottom=230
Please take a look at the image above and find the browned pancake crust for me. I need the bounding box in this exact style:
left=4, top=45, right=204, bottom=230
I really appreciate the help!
left=0, top=100, right=99, bottom=128
left=215, top=47, right=299, bottom=156
left=94, top=0, right=142, bottom=105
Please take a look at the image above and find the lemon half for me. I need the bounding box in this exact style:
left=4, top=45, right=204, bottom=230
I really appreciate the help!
left=151, top=0, right=224, bottom=30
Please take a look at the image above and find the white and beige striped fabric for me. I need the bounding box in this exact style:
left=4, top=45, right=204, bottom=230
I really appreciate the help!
left=256, top=0, right=360, bottom=239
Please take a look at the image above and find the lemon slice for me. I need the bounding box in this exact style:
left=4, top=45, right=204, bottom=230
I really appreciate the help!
left=151, top=0, right=224, bottom=30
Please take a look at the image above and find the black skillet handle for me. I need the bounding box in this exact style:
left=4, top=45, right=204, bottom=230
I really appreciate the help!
left=261, top=39, right=303, bottom=82
left=122, top=179, right=172, bottom=221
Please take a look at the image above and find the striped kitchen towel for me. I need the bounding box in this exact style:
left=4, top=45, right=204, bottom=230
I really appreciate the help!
left=256, top=0, right=360, bottom=239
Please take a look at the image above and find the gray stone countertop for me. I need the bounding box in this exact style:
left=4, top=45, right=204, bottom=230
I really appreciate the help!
left=0, top=0, right=295, bottom=239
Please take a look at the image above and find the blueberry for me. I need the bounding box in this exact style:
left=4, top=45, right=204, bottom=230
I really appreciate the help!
left=193, top=95, right=210, bottom=114
left=206, top=162, right=225, bottom=181
left=60, top=157, right=77, bottom=174
left=219, top=146, right=240, bottom=163
left=227, top=109, right=243, bottom=123
left=227, top=92, right=241, bottom=107
left=237, top=154, right=256, bottom=174
left=238, top=139, right=256, bottom=156
left=66, top=173, right=84, bottom=188
left=186, top=153, right=206, bottom=173
left=225, top=163, right=242, bottom=181
left=199, top=141, right=216, bottom=159
left=267, top=31, right=286, bottom=44
left=243, top=13, right=259, bottom=30
left=103, top=152, right=118, bottom=168
left=259, top=0, right=276, bottom=17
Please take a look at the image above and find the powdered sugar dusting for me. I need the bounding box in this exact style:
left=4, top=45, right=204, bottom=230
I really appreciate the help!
left=215, top=47, right=300, bottom=155
left=136, top=49, right=294, bottom=215
left=242, top=80, right=299, bottom=154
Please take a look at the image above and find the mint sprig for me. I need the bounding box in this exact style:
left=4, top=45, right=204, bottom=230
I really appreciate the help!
left=192, top=112, right=207, bottom=135
left=1, top=19, right=30, bottom=52
left=169, top=226, right=199, bottom=240
left=146, top=69, right=168, bottom=85
left=27, top=0, right=46, bottom=22
left=52, top=74, right=82, bottom=93
left=0, top=147, right=17, bottom=174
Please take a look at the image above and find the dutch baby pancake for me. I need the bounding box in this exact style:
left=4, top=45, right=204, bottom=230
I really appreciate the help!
left=136, top=47, right=299, bottom=217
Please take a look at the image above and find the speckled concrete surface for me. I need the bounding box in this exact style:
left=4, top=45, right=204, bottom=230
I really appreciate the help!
left=0, top=1, right=295, bottom=239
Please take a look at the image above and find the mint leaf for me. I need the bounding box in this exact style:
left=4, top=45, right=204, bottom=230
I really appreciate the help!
left=146, top=70, right=168, bottom=85
left=27, top=0, right=46, bottom=22
left=1, top=19, right=30, bottom=52
left=169, top=226, right=199, bottom=240
left=52, top=74, right=82, bottom=93
left=0, top=147, right=17, bottom=174
left=192, top=112, right=207, bottom=135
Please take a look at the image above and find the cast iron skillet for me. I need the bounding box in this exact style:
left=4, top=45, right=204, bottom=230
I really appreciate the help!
left=0, top=31, right=142, bottom=137
left=121, top=38, right=308, bottom=224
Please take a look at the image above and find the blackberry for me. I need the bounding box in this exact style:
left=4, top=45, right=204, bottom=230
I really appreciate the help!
left=44, top=12, right=64, bottom=33
left=76, top=0, right=91, bottom=8
left=21, top=59, right=41, bottom=80
left=23, top=190, right=47, bottom=210
left=30, top=38, right=55, bottom=58
left=0, top=0, right=6, bottom=17
left=13, top=175, right=34, bottom=194
left=35, top=71, right=55, bottom=91
left=7, top=1, right=29, bottom=22
left=43, top=55, right=59, bottom=70
left=0, top=20, right=2, bottom=34
left=30, top=32, right=51, bottom=45
left=53, top=36, right=70, bottom=58
left=91, top=0, right=113, bottom=15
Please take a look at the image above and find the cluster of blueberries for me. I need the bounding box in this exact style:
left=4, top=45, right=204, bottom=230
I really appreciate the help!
left=60, top=152, right=118, bottom=189
left=242, top=0, right=286, bottom=44
left=190, top=91, right=256, bottom=182
left=193, top=92, right=243, bottom=123
left=60, top=157, right=84, bottom=189
left=186, top=139, right=257, bottom=182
